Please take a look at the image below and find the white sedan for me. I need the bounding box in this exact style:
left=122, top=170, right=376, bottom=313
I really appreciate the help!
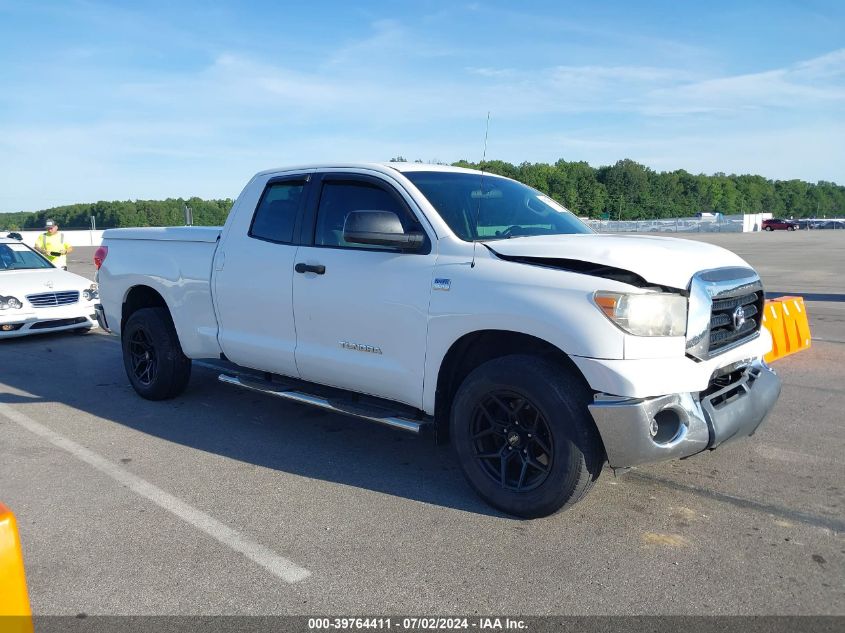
left=0, top=237, right=98, bottom=338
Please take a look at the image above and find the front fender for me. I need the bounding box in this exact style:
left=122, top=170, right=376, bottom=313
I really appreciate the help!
left=422, top=253, right=629, bottom=414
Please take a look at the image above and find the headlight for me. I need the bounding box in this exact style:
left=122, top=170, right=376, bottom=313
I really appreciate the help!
left=593, top=291, right=687, bottom=337
left=0, top=295, right=23, bottom=310
left=82, top=284, right=99, bottom=301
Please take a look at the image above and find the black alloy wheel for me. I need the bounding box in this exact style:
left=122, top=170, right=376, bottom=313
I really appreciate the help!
left=471, top=391, right=554, bottom=492
left=121, top=307, right=192, bottom=400
left=450, top=354, right=604, bottom=518
left=128, top=327, right=158, bottom=386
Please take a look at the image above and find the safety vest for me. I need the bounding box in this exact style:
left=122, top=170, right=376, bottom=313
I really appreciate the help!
left=37, top=232, right=68, bottom=268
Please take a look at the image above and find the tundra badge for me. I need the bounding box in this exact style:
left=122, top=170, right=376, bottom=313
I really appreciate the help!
left=340, top=341, right=383, bottom=355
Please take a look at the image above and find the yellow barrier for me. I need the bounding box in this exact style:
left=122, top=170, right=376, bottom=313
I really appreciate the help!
left=761, top=296, right=812, bottom=363
left=0, top=503, right=32, bottom=633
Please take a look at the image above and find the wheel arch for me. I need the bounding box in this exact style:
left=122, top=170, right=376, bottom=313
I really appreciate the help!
left=432, top=330, right=594, bottom=444
left=121, top=285, right=171, bottom=332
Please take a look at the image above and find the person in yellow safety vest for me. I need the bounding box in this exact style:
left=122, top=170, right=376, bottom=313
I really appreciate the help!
left=33, top=219, right=73, bottom=270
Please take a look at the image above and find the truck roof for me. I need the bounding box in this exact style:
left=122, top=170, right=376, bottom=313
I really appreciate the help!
left=253, top=162, right=489, bottom=179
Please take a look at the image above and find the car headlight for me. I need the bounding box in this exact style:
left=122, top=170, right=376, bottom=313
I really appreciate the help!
left=593, top=291, right=687, bottom=337
left=82, top=284, right=99, bottom=301
left=0, top=295, right=23, bottom=310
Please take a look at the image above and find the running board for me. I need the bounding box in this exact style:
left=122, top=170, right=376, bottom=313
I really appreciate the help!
left=218, top=373, right=431, bottom=435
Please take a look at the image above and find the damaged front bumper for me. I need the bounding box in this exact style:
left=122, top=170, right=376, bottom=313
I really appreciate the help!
left=588, top=361, right=781, bottom=469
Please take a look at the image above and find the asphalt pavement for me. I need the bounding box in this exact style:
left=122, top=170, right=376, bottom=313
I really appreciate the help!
left=0, top=232, right=843, bottom=615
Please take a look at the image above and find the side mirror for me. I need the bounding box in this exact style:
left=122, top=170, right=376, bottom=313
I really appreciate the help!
left=343, top=210, right=424, bottom=251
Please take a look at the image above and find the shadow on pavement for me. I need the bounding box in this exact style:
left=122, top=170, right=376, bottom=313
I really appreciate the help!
left=0, top=332, right=504, bottom=518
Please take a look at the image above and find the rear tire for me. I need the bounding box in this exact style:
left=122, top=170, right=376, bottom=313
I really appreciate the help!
left=450, top=355, right=603, bottom=518
left=765, top=226, right=773, bottom=231
left=122, top=307, right=191, bottom=400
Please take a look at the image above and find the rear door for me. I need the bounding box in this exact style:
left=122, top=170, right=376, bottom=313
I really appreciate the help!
left=291, top=171, right=436, bottom=408
left=213, top=174, right=310, bottom=377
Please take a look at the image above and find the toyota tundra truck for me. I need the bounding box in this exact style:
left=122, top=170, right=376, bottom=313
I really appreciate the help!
left=94, top=163, right=781, bottom=517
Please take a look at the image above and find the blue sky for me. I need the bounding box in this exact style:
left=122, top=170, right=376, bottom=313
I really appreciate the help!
left=1, top=0, right=843, bottom=211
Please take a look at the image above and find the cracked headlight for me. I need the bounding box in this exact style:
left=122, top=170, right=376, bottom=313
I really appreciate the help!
left=0, top=295, right=23, bottom=310
left=593, top=291, right=687, bottom=337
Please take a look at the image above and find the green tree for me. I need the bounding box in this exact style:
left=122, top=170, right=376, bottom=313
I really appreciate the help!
left=3, top=159, right=842, bottom=229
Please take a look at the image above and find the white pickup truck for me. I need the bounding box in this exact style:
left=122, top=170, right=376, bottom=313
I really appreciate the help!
left=95, top=163, right=780, bottom=517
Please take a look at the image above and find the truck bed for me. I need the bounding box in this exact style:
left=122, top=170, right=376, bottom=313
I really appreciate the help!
left=102, top=226, right=222, bottom=242
left=98, top=226, right=223, bottom=358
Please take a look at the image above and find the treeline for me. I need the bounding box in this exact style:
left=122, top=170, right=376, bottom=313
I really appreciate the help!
left=0, top=197, right=233, bottom=230
left=2, top=159, right=843, bottom=229
left=452, top=159, right=845, bottom=220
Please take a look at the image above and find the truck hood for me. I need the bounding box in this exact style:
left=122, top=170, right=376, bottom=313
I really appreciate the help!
left=485, top=233, right=750, bottom=290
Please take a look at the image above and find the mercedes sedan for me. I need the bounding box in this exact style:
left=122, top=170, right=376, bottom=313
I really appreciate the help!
left=0, top=237, right=98, bottom=339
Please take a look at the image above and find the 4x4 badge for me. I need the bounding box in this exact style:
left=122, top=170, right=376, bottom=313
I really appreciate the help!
left=433, top=278, right=451, bottom=291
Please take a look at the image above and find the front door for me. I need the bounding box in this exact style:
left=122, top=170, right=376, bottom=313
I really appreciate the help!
left=292, top=173, right=436, bottom=408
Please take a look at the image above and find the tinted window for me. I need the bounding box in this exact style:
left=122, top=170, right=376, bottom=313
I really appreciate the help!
left=249, top=181, right=305, bottom=243
left=404, top=171, right=592, bottom=241
left=315, top=181, right=419, bottom=249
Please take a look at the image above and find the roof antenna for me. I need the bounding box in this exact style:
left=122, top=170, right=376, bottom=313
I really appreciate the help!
left=471, top=111, right=491, bottom=269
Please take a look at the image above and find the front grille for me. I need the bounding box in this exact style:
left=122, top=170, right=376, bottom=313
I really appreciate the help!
left=25, top=290, right=79, bottom=308
left=708, top=290, right=764, bottom=353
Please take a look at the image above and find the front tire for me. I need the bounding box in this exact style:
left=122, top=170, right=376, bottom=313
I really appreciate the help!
left=122, top=307, right=191, bottom=400
left=450, top=355, right=603, bottom=518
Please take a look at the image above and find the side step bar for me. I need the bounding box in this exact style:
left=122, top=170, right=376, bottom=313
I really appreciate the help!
left=218, top=373, right=431, bottom=435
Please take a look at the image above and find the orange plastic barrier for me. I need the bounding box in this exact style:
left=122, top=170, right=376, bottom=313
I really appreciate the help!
left=761, top=296, right=812, bottom=363
left=0, top=503, right=32, bottom=633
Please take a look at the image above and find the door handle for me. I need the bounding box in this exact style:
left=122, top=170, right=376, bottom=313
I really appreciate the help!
left=295, top=262, right=326, bottom=275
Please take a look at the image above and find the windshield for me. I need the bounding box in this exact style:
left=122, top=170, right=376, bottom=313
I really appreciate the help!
left=404, top=171, right=593, bottom=241
left=0, top=242, right=54, bottom=271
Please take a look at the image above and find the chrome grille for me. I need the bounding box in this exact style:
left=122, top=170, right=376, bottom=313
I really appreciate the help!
left=708, top=290, right=764, bottom=353
left=25, top=290, right=80, bottom=308
left=686, top=267, right=764, bottom=360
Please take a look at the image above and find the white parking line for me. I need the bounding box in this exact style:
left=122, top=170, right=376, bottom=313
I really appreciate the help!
left=0, top=400, right=311, bottom=584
